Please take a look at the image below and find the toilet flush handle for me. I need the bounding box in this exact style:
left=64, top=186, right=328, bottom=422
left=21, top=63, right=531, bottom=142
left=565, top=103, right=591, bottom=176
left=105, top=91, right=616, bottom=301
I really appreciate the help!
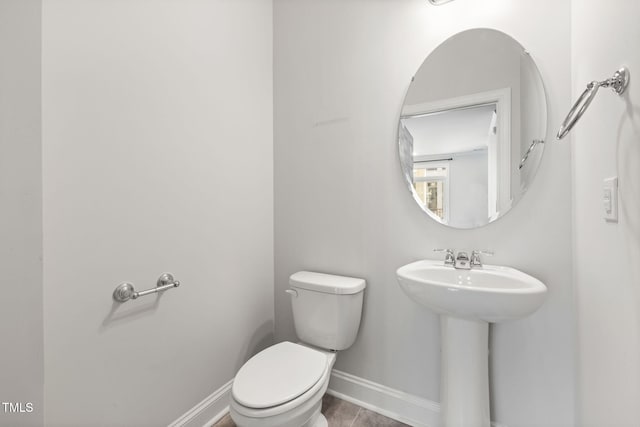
left=285, top=289, right=298, bottom=298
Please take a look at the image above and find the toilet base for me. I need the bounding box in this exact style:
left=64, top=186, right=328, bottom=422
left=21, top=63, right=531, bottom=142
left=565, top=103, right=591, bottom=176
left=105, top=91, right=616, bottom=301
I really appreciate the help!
left=313, top=413, right=328, bottom=427
left=302, top=405, right=325, bottom=427
left=230, top=390, right=325, bottom=427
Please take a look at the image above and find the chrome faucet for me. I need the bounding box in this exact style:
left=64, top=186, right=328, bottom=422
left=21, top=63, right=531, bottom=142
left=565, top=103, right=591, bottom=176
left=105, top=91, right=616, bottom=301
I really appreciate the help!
left=454, top=251, right=471, bottom=269
left=434, top=249, right=493, bottom=269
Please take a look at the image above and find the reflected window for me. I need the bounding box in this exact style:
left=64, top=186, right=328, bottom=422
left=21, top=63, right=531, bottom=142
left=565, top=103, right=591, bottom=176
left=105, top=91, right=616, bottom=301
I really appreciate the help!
left=413, top=162, right=449, bottom=222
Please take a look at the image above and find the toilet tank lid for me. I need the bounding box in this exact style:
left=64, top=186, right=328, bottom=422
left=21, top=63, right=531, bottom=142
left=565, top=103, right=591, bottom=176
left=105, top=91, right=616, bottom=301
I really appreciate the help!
left=289, top=271, right=366, bottom=295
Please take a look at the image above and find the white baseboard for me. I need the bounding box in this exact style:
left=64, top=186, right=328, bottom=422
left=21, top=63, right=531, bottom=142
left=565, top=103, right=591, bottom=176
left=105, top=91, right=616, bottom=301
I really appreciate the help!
left=327, top=369, right=440, bottom=427
left=170, top=371, right=507, bottom=427
left=327, top=370, right=507, bottom=427
left=167, top=379, right=232, bottom=427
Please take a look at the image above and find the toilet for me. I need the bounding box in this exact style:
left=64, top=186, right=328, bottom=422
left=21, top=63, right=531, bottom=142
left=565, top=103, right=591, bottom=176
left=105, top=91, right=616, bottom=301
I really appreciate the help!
left=230, top=271, right=366, bottom=427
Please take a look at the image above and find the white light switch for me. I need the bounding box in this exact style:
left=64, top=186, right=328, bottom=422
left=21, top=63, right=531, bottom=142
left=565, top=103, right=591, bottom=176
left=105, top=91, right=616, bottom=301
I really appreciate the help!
left=603, top=177, right=618, bottom=222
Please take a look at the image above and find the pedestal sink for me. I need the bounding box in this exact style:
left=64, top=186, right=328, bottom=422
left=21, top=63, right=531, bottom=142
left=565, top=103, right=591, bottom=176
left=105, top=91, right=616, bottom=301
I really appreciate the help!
left=396, top=259, right=547, bottom=427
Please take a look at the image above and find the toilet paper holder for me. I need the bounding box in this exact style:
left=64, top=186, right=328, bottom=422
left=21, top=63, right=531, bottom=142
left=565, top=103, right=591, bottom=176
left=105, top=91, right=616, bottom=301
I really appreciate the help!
left=113, top=273, right=180, bottom=303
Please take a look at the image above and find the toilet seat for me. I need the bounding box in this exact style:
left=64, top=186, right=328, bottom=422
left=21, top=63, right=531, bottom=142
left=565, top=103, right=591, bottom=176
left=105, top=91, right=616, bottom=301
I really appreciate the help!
left=230, top=343, right=336, bottom=420
left=232, top=342, right=327, bottom=409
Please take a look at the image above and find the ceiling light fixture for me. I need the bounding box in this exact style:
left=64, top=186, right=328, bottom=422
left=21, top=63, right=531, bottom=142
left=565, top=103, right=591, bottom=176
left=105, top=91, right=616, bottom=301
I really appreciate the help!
left=428, top=0, right=456, bottom=4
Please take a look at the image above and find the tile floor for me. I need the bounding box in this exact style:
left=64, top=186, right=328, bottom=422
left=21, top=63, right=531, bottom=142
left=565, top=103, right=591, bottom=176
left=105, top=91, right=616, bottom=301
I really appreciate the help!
left=212, top=394, right=410, bottom=427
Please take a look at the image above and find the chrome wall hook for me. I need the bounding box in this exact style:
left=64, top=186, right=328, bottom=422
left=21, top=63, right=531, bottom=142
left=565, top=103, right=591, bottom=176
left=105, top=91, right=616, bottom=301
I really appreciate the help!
left=113, top=273, right=181, bottom=303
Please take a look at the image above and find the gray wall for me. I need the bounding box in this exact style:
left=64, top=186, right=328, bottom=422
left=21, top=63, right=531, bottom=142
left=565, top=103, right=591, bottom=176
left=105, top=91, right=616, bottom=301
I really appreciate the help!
left=274, top=0, right=574, bottom=426
left=572, top=0, right=640, bottom=425
left=42, top=1, right=273, bottom=425
left=0, top=0, right=43, bottom=426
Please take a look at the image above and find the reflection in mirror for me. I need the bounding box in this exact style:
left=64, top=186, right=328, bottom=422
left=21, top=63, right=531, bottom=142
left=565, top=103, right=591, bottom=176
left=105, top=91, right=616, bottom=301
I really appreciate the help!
left=398, top=29, right=547, bottom=229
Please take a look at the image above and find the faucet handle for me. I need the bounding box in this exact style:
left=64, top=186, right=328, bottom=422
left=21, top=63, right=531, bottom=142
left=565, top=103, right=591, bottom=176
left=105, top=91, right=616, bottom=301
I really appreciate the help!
left=471, top=250, right=493, bottom=266
left=434, top=249, right=455, bottom=266
left=472, top=250, right=494, bottom=256
left=434, top=248, right=454, bottom=254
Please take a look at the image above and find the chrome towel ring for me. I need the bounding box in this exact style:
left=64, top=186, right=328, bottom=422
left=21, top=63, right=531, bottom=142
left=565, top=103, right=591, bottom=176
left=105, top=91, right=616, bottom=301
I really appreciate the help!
left=557, top=67, right=630, bottom=140
left=519, top=139, right=545, bottom=170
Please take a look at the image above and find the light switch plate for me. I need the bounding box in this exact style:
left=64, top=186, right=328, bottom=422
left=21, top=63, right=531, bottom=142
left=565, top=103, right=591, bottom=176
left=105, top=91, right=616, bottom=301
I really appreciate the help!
left=603, top=177, right=618, bottom=222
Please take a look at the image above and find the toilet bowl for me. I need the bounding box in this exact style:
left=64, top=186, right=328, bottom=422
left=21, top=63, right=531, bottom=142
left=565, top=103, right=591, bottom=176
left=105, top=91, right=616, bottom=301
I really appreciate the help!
left=229, top=271, right=366, bottom=427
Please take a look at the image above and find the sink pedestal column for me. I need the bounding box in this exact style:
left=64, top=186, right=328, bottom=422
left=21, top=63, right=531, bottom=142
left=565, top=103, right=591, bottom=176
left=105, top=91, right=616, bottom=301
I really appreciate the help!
left=440, top=316, right=490, bottom=427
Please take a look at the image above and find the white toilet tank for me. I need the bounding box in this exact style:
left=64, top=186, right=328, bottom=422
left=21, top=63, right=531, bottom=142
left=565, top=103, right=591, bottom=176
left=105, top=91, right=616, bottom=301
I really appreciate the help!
left=289, top=271, right=365, bottom=351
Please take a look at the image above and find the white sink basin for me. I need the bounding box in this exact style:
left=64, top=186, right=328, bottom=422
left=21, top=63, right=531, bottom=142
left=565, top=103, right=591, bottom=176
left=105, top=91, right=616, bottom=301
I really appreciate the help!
left=396, top=259, right=547, bottom=323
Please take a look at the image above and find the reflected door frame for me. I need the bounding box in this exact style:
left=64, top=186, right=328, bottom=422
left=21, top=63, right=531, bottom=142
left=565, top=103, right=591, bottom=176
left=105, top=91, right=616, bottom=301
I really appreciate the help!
left=401, top=88, right=512, bottom=218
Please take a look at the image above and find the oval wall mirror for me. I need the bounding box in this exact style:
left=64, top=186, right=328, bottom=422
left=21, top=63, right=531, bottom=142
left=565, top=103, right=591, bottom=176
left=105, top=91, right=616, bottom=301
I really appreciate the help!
left=398, top=28, right=548, bottom=229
